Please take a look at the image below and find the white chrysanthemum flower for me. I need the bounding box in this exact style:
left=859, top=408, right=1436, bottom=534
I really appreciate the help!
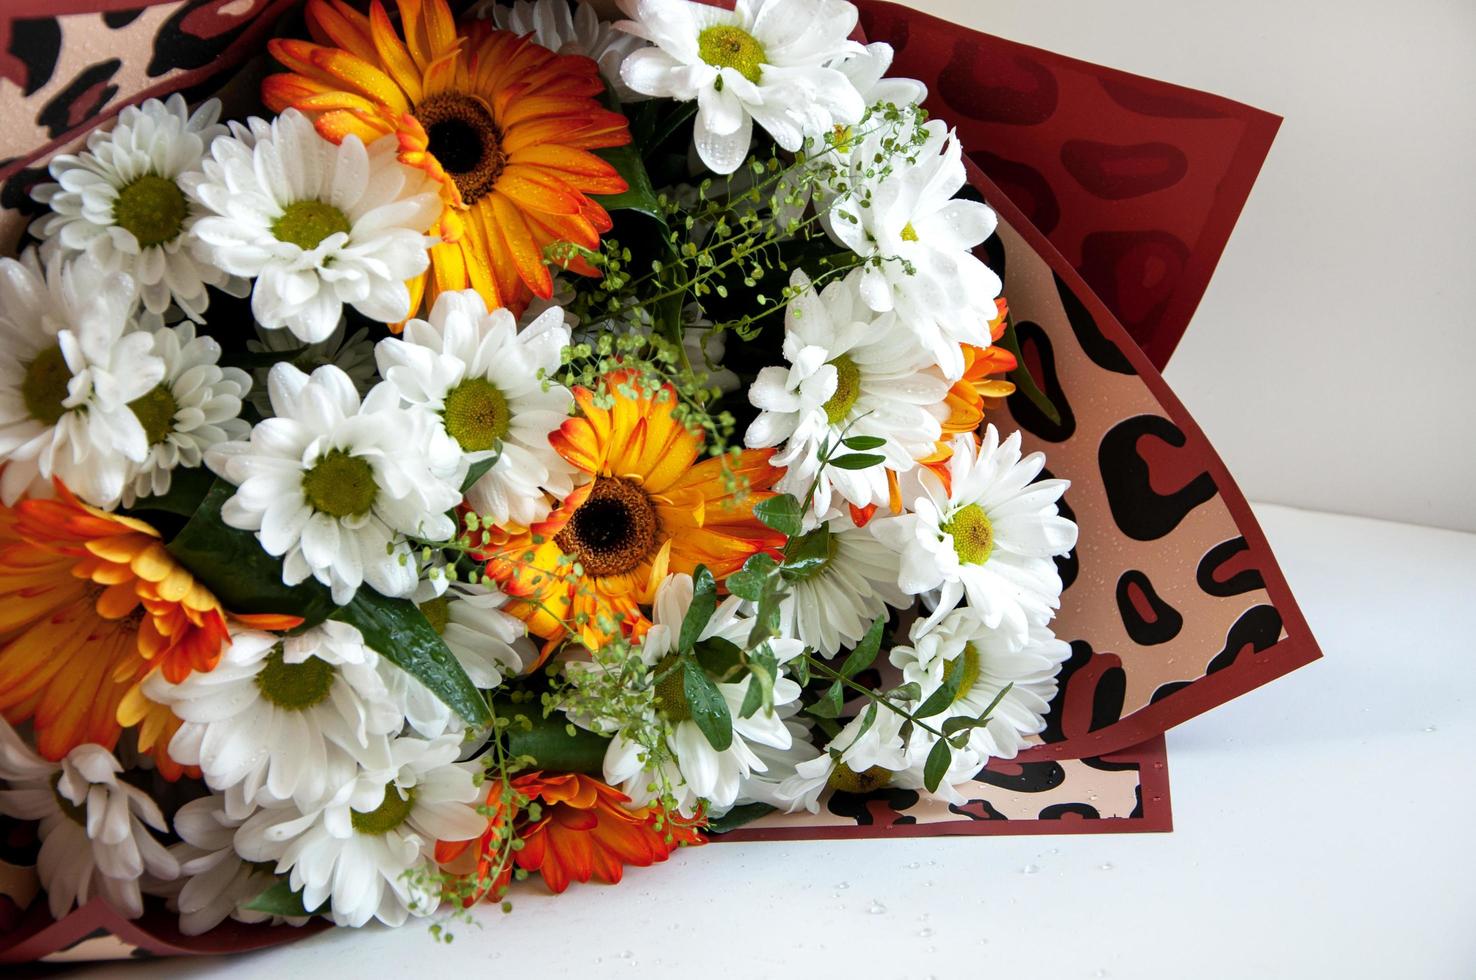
left=160, top=793, right=308, bottom=936
left=617, top=0, right=865, bottom=174
left=732, top=715, right=822, bottom=809
left=774, top=703, right=909, bottom=813
left=873, top=427, right=1078, bottom=641
left=122, top=322, right=251, bottom=507
left=183, top=108, right=441, bottom=344
left=235, top=734, right=484, bottom=928
left=375, top=289, right=575, bottom=529
left=206, top=363, right=463, bottom=604
left=0, top=722, right=178, bottom=920
left=892, top=608, right=1069, bottom=763
left=775, top=512, right=908, bottom=657
left=144, top=623, right=402, bottom=814
left=802, top=42, right=926, bottom=170
left=387, top=583, right=534, bottom=739
left=30, top=95, right=241, bottom=321
left=682, top=303, right=740, bottom=394
left=827, top=120, right=1001, bottom=378
left=595, top=572, right=805, bottom=816
left=745, top=271, right=949, bottom=516
left=247, top=319, right=377, bottom=415
left=479, top=0, right=649, bottom=101
left=0, top=251, right=163, bottom=508
left=834, top=41, right=927, bottom=111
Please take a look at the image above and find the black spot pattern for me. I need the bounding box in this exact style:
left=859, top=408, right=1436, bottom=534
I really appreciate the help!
left=1197, top=537, right=1266, bottom=597
left=1099, top=415, right=1217, bottom=541
left=1116, top=569, right=1183, bottom=645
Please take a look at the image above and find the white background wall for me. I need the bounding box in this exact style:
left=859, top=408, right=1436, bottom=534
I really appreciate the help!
left=906, top=0, right=1476, bottom=532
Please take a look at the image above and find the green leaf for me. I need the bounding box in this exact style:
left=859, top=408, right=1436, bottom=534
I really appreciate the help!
left=914, top=657, right=967, bottom=719
left=500, top=702, right=611, bottom=775
left=165, top=479, right=339, bottom=624
left=123, top=466, right=216, bottom=518
left=726, top=552, right=777, bottom=601
left=998, top=314, right=1062, bottom=425
left=593, top=143, right=663, bottom=223
left=852, top=702, right=879, bottom=742
left=460, top=452, right=500, bottom=493
left=828, top=452, right=886, bottom=471
left=738, top=673, right=765, bottom=720
left=790, top=650, right=811, bottom=686
left=837, top=616, right=886, bottom=679
left=683, top=658, right=733, bottom=751
left=693, top=635, right=743, bottom=678
left=705, top=801, right=776, bottom=834
left=780, top=525, right=833, bottom=581
left=753, top=493, right=803, bottom=536
left=679, top=565, right=718, bottom=652
left=923, top=738, right=952, bottom=793
left=806, top=680, right=845, bottom=719
left=841, top=435, right=886, bottom=451
left=941, top=715, right=978, bottom=737
left=332, top=592, right=492, bottom=727
left=884, top=681, right=922, bottom=702
left=242, top=877, right=326, bottom=917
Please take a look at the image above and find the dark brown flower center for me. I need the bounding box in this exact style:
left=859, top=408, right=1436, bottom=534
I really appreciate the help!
left=416, top=94, right=505, bottom=205
left=555, top=477, right=660, bottom=577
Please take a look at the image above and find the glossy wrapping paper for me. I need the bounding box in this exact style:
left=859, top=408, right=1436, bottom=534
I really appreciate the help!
left=0, top=0, right=1317, bottom=961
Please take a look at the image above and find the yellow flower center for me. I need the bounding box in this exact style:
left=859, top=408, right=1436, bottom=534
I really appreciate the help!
left=554, top=476, right=661, bottom=577
left=944, top=643, right=982, bottom=704
left=254, top=644, right=336, bottom=711
left=301, top=449, right=378, bottom=518
left=698, top=25, right=766, bottom=84
left=418, top=596, right=451, bottom=636
left=129, top=383, right=178, bottom=446
left=651, top=653, right=691, bottom=722
left=901, top=222, right=919, bottom=242
left=415, top=93, right=506, bottom=205
left=826, top=763, right=892, bottom=794
left=822, top=354, right=861, bottom=425
left=113, top=173, right=188, bottom=248
left=351, top=783, right=416, bottom=836
left=942, top=503, right=994, bottom=565
left=272, top=200, right=351, bottom=251
left=21, top=345, right=72, bottom=426
left=442, top=377, right=510, bottom=452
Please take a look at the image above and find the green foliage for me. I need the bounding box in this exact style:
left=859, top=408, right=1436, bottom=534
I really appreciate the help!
left=242, top=878, right=325, bottom=917
left=167, top=479, right=489, bottom=726
left=678, top=564, right=718, bottom=652
left=753, top=493, right=803, bottom=536
left=682, top=657, right=733, bottom=751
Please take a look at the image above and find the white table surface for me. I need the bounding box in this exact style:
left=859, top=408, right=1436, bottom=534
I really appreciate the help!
left=74, top=503, right=1476, bottom=978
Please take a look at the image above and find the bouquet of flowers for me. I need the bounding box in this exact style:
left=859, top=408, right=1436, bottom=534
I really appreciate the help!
left=0, top=0, right=1078, bottom=935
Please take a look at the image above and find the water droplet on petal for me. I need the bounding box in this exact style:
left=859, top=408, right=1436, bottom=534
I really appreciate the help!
left=1424, top=725, right=1438, bottom=733
left=1020, top=863, right=1040, bottom=875
left=1099, top=862, right=1114, bottom=871
left=836, top=881, right=850, bottom=889
left=918, top=927, right=934, bottom=938
left=867, top=900, right=887, bottom=914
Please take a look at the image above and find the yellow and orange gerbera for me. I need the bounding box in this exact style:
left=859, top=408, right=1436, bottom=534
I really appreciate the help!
left=264, top=0, right=631, bottom=318
left=437, top=771, right=703, bottom=899
left=479, top=370, right=784, bottom=652
left=0, top=483, right=296, bottom=774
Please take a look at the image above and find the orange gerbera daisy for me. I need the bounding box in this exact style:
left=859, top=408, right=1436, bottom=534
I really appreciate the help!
left=0, top=483, right=296, bottom=772
left=263, top=0, right=631, bottom=317
left=479, top=370, right=784, bottom=652
left=437, top=771, right=702, bottom=899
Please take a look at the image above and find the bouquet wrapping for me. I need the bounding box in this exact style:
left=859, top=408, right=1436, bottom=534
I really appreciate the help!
left=0, top=0, right=1317, bottom=963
